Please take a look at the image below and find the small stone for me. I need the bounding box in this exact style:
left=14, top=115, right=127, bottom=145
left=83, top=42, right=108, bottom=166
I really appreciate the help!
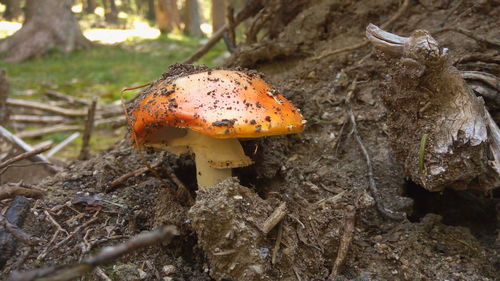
left=162, top=265, right=176, bottom=276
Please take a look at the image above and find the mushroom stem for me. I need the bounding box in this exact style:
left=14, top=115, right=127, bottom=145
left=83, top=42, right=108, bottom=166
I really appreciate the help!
left=189, top=133, right=253, bottom=188
left=156, top=131, right=253, bottom=188
left=192, top=149, right=232, bottom=188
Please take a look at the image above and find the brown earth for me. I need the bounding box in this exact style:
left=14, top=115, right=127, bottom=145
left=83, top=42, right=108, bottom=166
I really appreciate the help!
left=2, top=0, right=499, bottom=280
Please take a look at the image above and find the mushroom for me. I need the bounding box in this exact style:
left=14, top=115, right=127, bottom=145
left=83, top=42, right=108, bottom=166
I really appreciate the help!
left=130, top=69, right=305, bottom=188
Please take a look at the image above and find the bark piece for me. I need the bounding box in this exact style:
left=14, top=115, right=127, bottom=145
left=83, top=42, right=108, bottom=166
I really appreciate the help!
left=366, top=24, right=500, bottom=192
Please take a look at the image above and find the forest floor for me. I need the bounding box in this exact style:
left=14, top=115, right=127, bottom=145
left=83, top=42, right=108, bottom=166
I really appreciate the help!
left=1, top=0, right=499, bottom=281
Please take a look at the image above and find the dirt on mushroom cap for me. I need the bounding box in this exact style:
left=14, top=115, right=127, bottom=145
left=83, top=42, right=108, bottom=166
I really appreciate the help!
left=130, top=68, right=305, bottom=144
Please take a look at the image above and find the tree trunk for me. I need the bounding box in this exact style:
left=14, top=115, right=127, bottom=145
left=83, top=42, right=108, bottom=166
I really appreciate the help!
left=103, top=0, right=119, bottom=23
left=83, top=0, right=97, bottom=14
left=182, top=0, right=203, bottom=37
left=155, top=0, right=180, bottom=34
left=2, top=0, right=23, bottom=21
left=0, top=0, right=91, bottom=63
left=146, top=0, right=155, bottom=21
left=211, top=0, right=225, bottom=32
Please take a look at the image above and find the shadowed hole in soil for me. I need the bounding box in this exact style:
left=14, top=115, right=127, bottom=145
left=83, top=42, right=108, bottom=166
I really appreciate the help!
left=405, top=180, right=497, bottom=245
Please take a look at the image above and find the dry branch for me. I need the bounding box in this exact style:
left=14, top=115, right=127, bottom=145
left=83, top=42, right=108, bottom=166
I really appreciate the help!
left=0, top=69, right=9, bottom=125
left=260, top=202, right=287, bottom=234
left=79, top=97, right=98, bottom=160
left=0, top=126, right=58, bottom=173
left=15, top=116, right=126, bottom=139
left=0, top=143, right=53, bottom=170
left=108, top=161, right=162, bottom=190
left=9, top=225, right=179, bottom=281
left=7, top=98, right=87, bottom=117
left=46, top=132, right=80, bottom=158
left=15, top=125, right=81, bottom=139
left=9, top=115, right=66, bottom=124
left=44, top=90, right=90, bottom=106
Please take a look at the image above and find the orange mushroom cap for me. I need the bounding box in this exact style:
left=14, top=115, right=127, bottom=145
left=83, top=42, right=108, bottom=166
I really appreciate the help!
left=130, top=69, right=305, bottom=145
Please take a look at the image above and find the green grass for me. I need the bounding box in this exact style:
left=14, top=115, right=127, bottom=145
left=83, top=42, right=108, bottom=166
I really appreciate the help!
left=0, top=34, right=226, bottom=101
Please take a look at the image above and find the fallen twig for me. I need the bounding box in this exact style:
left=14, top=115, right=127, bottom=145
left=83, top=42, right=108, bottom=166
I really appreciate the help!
left=260, top=202, right=287, bottom=234
left=46, top=132, right=80, bottom=158
left=107, top=161, right=162, bottom=191
left=271, top=221, right=283, bottom=265
left=0, top=126, right=58, bottom=173
left=9, top=115, right=66, bottom=124
left=79, top=97, right=98, bottom=160
left=0, top=214, right=44, bottom=246
left=183, top=24, right=228, bottom=64
left=15, top=116, right=126, bottom=139
left=329, top=206, right=356, bottom=278
left=164, top=163, right=195, bottom=205
left=15, top=124, right=81, bottom=139
left=9, top=225, right=179, bottom=281
left=7, top=98, right=87, bottom=117
left=44, top=90, right=90, bottom=106
left=94, top=267, right=112, bottom=281
left=314, top=0, right=410, bottom=60
left=38, top=213, right=99, bottom=260
left=0, top=184, right=45, bottom=200
left=0, top=143, right=53, bottom=170
left=0, top=69, right=10, bottom=125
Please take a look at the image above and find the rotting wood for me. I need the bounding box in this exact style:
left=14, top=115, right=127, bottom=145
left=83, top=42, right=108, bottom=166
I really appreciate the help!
left=366, top=24, right=500, bottom=192
left=9, top=225, right=179, bottom=281
left=79, top=97, right=98, bottom=160
left=260, top=202, right=287, bottom=234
